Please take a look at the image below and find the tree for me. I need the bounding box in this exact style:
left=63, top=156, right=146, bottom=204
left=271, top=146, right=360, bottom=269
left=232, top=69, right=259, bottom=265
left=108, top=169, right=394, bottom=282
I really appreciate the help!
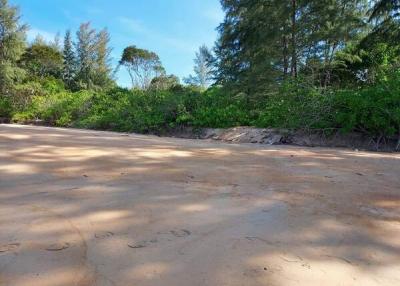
left=370, top=0, right=400, bottom=20
left=119, top=45, right=164, bottom=89
left=73, top=23, right=114, bottom=90
left=150, top=74, right=180, bottom=90
left=75, top=22, right=96, bottom=89
left=0, top=0, right=27, bottom=94
left=19, top=42, right=63, bottom=79
left=184, top=45, right=214, bottom=89
left=303, top=0, right=368, bottom=87
left=92, top=28, right=113, bottom=88
left=369, top=0, right=400, bottom=43
left=214, top=0, right=298, bottom=96
left=50, top=32, right=62, bottom=51
left=214, top=0, right=368, bottom=95
left=63, top=30, right=76, bottom=89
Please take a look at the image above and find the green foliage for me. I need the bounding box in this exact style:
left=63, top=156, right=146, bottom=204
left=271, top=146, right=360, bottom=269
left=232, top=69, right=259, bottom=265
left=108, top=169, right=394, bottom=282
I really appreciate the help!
left=1, top=0, right=399, bottom=151
left=0, top=95, right=12, bottom=117
left=11, top=82, right=92, bottom=126
left=80, top=87, right=199, bottom=132
left=149, top=74, right=181, bottom=91
left=5, top=73, right=399, bottom=144
left=119, top=45, right=164, bottom=89
left=0, top=0, right=27, bottom=94
left=333, top=74, right=400, bottom=137
left=62, top=30, right=76, bottom=89
left=31, top=90, right=93, bottom=126
left=256, top=74, right=400, bottom=139
left=192, top=88, right=251, bottom=128
left=256, top=80, right=334, bottom=130
left=19, top=43, right=63, bottom=79
left=73, top=23, right=114, bottom=90
left=184, top=45, right=214, bottom=89
left=215, top=0, right=368, bottom=95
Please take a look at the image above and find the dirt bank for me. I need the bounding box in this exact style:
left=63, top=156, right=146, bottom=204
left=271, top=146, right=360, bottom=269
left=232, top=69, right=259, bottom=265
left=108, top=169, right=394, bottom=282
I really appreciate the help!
left=168, top=126, right=400, bottom=152
left=1, top=124, right=400, bottom=286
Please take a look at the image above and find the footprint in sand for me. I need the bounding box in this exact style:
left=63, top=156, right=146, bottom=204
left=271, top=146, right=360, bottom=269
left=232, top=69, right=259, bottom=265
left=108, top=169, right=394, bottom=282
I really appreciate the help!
left=45, top=242, right=70, bottom=251
left=95, top=231, right=114, bottom=239
left=128, top=239, right=158, bottom=249
left=170, top=229, right=191, bottom=238
left=0, top=243, right=20, bottom=253
left=128, top=229, right=191, bottom=249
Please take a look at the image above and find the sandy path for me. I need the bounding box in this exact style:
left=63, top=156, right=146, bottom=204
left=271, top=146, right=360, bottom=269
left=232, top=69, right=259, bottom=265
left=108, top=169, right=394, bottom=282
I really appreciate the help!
left=0, top=124, right=400, bottom=286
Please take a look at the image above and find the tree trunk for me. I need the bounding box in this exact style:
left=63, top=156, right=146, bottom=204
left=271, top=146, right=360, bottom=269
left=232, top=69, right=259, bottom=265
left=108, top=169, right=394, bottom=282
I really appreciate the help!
left=291, top=0, right=298, bottom=78
left=282, top=35, right=289, bottom=77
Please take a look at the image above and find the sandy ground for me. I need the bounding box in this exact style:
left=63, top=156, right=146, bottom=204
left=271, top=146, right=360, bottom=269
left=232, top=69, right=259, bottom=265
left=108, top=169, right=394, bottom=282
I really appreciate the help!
left=0, top=124, right=400, bottom=286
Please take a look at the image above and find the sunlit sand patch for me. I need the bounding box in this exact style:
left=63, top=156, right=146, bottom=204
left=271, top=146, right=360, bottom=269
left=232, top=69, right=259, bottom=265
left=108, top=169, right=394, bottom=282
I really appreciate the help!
left=0, top=163, right=35, bottom=174
left=12, top=268, right=87, bottom=286
left=130, top=262, right=170, bottom=280
left=0, top=134, right=31, bottom=140
left=180, top=204, right=211, bottom=212
left=86, top=210, right=132, bottom=223
left=135, top=149, right=193, bottom=159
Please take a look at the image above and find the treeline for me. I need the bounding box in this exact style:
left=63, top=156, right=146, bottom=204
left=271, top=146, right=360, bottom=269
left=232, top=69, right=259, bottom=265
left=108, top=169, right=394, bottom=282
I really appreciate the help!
left=0, top=0, right=399, bottom=150
left=215, top=0, right=398, bottom=92
left=212, top=0, right=400, bottom=148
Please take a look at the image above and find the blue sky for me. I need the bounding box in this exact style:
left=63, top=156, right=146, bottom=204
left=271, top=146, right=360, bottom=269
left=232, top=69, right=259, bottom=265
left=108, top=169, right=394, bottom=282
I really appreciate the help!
left=12, top=0, right=224, bottom=87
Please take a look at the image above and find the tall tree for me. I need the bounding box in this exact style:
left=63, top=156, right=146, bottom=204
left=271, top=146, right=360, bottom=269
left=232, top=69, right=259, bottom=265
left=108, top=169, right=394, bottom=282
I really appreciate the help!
left=62, top=30, right=76, bottom=89
left=119, top=45, right=164, bottom=89
left=50, top=32, right=62, bottom=51
left=370, top=0, right=400, bottom=19
left=75, top=22, right=96, bottom=89
left=369, top=0, right=400, bottom=41
left=184, top=45, right=214, bottom=89
left=0, top=0, right=27, bottom=94
left=291, top=0, right=298, bottom=77
left=304, top=0, right=368, bottom=87
left=214, top=0, right=368, bottom=94
left=92, top=28, right=113, bottom=88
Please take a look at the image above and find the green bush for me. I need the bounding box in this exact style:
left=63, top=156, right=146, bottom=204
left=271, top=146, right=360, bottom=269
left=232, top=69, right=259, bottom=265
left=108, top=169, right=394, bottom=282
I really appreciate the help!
left=6, top=75, right=399, bottom=143
left=333, top=75, right=400, bottom=138
left=256, top=80, right=335, bottom=130
left=79, top=87, right=201, bottom=132
left=0, top=96, right=13, bottom=118
left=256, top=75, right=400, bottom=139
left=192, top=88, right=251, bottom=128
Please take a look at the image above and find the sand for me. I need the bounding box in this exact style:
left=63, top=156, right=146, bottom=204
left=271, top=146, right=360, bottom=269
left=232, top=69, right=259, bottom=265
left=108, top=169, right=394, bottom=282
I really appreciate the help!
left=1, top=124, right=399, bottom=286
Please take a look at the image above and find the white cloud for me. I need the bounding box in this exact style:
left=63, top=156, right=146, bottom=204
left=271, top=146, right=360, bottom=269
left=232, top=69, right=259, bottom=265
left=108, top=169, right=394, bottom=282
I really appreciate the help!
left=27, top=28, right=56, bottom=43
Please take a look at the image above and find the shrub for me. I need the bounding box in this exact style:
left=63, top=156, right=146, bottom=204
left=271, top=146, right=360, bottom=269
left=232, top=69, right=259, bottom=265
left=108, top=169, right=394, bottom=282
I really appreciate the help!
left=0, top=96, right=13, bottom=118
left=256, top=80, right=335, bottom=130
left=192, top=87, right=252, bottom=128
left=333, top=75, right=400, bottom=139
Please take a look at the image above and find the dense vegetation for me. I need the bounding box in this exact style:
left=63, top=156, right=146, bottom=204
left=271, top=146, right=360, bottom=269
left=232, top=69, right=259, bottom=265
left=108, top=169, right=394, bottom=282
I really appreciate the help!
left=0, top=0, right=399, bottom=149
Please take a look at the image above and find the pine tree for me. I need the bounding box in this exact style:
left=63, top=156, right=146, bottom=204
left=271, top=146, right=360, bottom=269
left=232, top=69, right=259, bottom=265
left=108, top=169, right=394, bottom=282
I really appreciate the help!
left=62, top=30, right=76, bottom=89
left=370, top=0, right=400, bottom=20
left=215, top=0, right=293, bottom=96
left=75, top=22, right=96, bottom=89
left=50, top=32, right=62, bottom=51
left=93, top=28, right=113, bottom=88
left=214, top=0, right=368, bottom=94
left=0, top=0, right=27, bottom=94
left=184, top=45, right=213, bottom=89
